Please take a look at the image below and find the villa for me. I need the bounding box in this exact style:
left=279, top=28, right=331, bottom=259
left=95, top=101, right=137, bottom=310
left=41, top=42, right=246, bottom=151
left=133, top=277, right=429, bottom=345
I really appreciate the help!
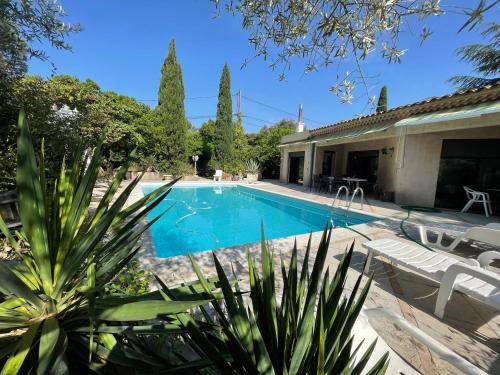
left=279, top=82, right=500, bottom=210
left=3, top=1, right=500, bottom=373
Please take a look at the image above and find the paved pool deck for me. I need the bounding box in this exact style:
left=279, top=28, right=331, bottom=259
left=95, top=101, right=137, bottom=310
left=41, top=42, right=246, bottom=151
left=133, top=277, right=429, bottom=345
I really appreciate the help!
left=127, top=179, right=500, bottom=375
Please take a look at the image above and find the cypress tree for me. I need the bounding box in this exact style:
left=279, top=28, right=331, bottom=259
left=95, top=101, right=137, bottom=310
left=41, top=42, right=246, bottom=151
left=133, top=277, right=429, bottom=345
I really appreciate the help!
left=376, top=86, right=388, bottom=112
left=157, top=39, right=187, bottom=171
left=214, top=64, right=233, bottom=166
left=233, top=112, right=249, bottom=168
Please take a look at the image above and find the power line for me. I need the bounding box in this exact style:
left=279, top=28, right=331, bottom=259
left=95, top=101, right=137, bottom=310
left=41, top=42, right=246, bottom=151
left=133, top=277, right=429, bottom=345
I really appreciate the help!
left=185, top=95, right=218, bottom=101
left=137, top=95, right=218, bottom=102
left=244, top=121, right=265, bottom=129
left=241, top=114, right=273, bottom=124
left=188, top=113, right=242, bottom=120
left=187, top=115, right=215, bottom=120
left=242, top=95, right=296, bottom=117
left=137, top=91, right=325, bottom=127
left=136, top=93, right=325, bottom=126
left=242, top=95, right=325, bottom=126
left=187, top=114, right=271, bottom=127
left=187, top=113, right=268, bottom=130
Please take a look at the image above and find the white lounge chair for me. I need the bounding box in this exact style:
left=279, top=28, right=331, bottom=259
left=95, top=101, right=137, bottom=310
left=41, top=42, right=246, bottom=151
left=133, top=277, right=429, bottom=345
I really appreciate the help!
left=461, top=186, right=493, bottom=217
left=418, top=224, right=500, bottom=251
left=363, top=238, right=500, bottom=318
left=213, top=169, right=223, bottom=182
left=486, top=222, right=500, bottom=230
left=361, top=308, right=488, bottom=375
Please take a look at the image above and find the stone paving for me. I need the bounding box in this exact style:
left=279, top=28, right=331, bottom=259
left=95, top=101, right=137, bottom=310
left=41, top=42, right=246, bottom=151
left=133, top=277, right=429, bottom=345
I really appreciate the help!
left=127, top=179, right=500, bottom=375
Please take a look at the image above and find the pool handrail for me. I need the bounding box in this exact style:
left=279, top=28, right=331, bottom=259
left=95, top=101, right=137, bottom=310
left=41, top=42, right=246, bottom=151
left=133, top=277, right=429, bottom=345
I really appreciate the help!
left=332, top=185, right=350, bottom=208
left=347, top=187, right=364, bottom=212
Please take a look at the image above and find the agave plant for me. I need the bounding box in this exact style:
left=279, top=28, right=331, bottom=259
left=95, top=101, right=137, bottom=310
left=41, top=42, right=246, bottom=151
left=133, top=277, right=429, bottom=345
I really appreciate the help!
left=168, top=226, right=389, bottom=374
left=245, top=159, right=260, bottom=174
left=0, top=110, right=213, bottom=373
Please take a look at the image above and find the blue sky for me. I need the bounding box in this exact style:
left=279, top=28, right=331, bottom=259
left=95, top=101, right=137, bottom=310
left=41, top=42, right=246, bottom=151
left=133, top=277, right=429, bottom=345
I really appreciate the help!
left=28, top=0, right=497, bottom=132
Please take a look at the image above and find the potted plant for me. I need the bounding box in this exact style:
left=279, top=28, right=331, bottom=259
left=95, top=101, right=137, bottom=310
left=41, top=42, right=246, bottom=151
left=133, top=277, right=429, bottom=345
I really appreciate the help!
left=245, top=159, right=260, bottom=183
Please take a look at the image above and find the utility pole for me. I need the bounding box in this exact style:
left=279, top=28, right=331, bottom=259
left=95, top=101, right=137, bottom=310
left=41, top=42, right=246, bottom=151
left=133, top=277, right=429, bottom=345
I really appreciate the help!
left=237, top=90, right=242, bottom=115
left=297, top=104, right=304, bottom=132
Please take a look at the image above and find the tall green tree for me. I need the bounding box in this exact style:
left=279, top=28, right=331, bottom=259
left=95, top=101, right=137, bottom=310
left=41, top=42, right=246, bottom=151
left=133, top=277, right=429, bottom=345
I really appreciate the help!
left=233, top=112, right=249, bottom=164
left=251, top=119, right=295, bottom=179
left=198, top=119, right=217, bottom=175
left=214, top=64, right=234, bottom=166
left=450, top=22, right=500, bottom=89
left=0, top=74, right=152, bottom=189
left=84, top=91, right=150, bottom=167
left=157, top=39, right=188, bottom=172
left=376, top=86, right=388, bottom=112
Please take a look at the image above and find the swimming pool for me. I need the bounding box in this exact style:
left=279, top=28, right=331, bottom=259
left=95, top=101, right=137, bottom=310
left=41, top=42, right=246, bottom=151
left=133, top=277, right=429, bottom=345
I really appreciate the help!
left=142, top=184, right=378, bottom=258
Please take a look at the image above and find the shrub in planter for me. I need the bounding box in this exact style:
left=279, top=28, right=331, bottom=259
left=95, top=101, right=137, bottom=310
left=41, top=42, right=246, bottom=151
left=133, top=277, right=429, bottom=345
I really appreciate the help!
left=245, top=159, right=260, bottom=183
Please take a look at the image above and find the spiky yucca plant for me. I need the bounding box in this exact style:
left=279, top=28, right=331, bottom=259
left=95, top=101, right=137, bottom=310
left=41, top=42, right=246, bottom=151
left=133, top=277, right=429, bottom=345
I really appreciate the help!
left=0, top=111, right=212, bottom=374
left=245, top=159, right=260, bottom=174
left=170, top=226, right=389, bottom=374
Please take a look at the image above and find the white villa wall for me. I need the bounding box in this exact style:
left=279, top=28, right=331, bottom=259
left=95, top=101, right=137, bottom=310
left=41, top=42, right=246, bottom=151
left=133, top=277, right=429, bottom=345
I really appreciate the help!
left=313, top=145, right=345, bottom=175
left=281, top=112, right=500, bottom=208
left=303, top=144, right=314, bottom=187
left=312, top=137, right=399, bottom=193
left=280, top=143, right=314, bottom=187
left=396, top=125, right=500, bottom=206
left=340, top=138, right=399, bottom=192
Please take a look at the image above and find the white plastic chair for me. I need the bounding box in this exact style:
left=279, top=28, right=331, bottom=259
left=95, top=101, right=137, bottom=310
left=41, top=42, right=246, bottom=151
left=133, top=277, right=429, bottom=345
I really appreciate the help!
left=363, top=238, right=500, bottom=318
left=213, top=170, right=223, bottom=182
left=418, top=225, right=500, bottom=251
left=461, top=186, right=493, bottom=217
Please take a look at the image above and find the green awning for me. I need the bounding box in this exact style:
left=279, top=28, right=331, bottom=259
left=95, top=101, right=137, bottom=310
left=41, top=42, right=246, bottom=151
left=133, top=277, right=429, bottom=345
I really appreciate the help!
left=394, top=101, right=500, bottom=127
left=313, top=122, right=393, bottom=144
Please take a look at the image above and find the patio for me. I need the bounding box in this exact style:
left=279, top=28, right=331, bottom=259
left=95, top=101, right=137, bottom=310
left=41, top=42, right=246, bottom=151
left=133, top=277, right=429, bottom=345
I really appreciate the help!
left=280, top=87, right=500, bottom=212
left=132, top=179, right=500, bottom=375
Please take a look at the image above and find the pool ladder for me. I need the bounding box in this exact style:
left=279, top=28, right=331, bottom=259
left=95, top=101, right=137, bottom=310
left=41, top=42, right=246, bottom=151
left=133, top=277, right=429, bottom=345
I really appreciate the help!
left=331, top=186, right=365, bottom=225
left=331, top=185, right=350, bottom=209
left=348, top=187, right=364, bottom=211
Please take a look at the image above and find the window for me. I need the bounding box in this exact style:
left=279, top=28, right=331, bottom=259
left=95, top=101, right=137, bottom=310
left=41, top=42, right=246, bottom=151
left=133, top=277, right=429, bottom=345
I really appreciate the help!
left=288, top=152, right=305, bottom=184
left=435, top=139, right=500, bottom=209
left=347, top=150, right=379, bottom=183
left=321, top=151, right=335, bottom=176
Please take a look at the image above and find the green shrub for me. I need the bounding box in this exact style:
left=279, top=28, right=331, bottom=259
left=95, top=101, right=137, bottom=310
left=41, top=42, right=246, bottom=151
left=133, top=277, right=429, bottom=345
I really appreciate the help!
left=167, top=225, right=389, bottom=374
left=105, top=260, right=152, bottom=295
left=0, top=112, right=386, bottom=374
left=0, top=110, right=211, bottom=374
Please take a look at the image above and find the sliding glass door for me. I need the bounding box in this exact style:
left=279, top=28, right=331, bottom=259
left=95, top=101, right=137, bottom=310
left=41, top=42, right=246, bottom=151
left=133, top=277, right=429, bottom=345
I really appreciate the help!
left=435, top=139, right=500, bottom=210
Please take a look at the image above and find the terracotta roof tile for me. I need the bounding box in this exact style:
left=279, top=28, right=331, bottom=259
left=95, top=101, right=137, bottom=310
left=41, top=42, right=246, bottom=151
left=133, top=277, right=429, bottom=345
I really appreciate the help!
left=311, top=81, right=500, bottom=137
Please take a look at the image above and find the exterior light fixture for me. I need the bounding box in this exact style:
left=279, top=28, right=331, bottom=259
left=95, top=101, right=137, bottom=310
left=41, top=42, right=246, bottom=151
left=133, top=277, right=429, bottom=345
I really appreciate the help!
left=382, top=147, right=395, bottom=157
left=192, top=155, right=199, bottom=175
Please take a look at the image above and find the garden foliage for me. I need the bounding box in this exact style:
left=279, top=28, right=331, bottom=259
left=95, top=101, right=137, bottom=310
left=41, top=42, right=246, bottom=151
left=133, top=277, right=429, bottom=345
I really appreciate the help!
left=0, top=111, right=211, bottom=373
left=175, top=226, right=389, bottom=374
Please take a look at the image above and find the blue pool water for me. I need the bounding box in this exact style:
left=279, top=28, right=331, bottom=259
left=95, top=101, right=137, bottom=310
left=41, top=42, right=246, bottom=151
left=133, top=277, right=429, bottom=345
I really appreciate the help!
left=142, top=184, right=378, bottom=258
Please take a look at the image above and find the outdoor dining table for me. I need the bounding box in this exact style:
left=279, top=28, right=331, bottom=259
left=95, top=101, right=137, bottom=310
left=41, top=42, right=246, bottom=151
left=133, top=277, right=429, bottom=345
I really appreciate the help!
left=342, top=177, right=367, bottom=190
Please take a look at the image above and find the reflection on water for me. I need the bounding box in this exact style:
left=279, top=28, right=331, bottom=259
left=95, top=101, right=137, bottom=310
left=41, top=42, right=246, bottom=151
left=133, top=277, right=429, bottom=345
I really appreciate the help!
left=142, top=185, right=377, bottom=257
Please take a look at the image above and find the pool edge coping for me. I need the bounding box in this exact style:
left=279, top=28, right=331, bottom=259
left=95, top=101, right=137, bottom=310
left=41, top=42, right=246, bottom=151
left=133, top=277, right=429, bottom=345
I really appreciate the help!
left=141, top=181, right=387, bottom=220
left=133, top=181, right=392, bottom=262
